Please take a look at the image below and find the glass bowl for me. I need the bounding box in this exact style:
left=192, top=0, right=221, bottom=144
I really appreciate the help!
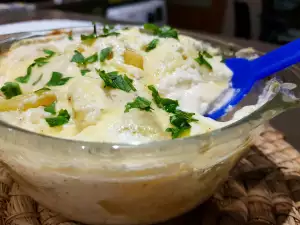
left=0, top=26, right=299, bottom=225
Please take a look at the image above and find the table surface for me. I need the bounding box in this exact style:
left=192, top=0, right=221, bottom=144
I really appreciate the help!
left=1, top=9, right=299, bottom=149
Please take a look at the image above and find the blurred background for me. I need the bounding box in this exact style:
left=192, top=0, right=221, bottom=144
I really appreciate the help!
left=1, top=0, right=300, bottom=45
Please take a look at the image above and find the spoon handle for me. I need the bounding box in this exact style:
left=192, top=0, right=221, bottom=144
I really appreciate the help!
left=252, top=38, right=300, bottom=80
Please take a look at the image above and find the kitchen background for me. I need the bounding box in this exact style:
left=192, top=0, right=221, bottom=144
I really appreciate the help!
left=1, top=0, right=300, bottom=45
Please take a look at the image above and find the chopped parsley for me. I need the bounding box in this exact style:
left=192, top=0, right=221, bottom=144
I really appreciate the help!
left=16, top=49, right=56, bottom=83
left=99, top=47, right=113, bottom=62
left=32, top=74, right=43, bottom=86
left=44, top=102, right=56, bottom=115
left=84, top=53, right=98, bottom=64
left=0, top=82, right=22, bottom=99
left=147, top=85, right=197, bottom=139
left=34, top=49, right=56, bottom=67
left=35, top=87, right=51, bottom=95
left=99, top=25, right=120, bottom=37
left=81, top=22, right=97, bottom=41
left=195, top=51, right=213, bottom=70
left=80, top=69, right=90, bottom=76
left=46, top=72, right=72, bottom=86
left=97, top=70, right=136, bottom=93
left=148, top=85, right=178, bottom=113
left=125, top=96, right=153, bottom=113
left=202, top=51, right=212, bottom=58
left=166, top=110, right=198, bottom=139
left=45, top=109, right=70, bottom=127
left=43, top=49, right=56, bottom=57
left=71, top=50, right=85, bottom=65
left=145, top=39, right=159, bottom=52
left=144, top=24, right=178, bottom=39
left=15, top=63, right=35, bottom=83
left=71, top=51, right=100, bottom=65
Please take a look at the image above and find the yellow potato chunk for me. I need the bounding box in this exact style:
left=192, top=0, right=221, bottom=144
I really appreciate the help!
left=0, top=91, right=56, bottom=112
left=123, top=49, right=144, bottom=69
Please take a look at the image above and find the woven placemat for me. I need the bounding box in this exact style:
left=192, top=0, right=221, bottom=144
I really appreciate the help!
left=0, top=124, right=299, bottom=225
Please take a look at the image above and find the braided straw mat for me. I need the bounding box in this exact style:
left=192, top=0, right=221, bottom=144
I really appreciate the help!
left=0, top=124, right=300, bottom=225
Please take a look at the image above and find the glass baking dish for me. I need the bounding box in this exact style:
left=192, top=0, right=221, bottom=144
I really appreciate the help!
left=0, top=26, right=299, bottom=225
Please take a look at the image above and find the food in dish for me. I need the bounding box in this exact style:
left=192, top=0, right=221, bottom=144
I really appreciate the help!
left=0, top=24, right=256, bottom=144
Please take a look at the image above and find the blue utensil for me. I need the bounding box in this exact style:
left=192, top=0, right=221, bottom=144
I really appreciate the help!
left=205, top=38, right=300, bottom=120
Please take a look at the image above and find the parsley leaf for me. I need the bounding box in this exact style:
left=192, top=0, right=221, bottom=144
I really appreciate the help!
left=0, top=82, right=22, bottom=99
left=85, top=53, right=98, bottom=64
left=34, top=49, right=56, bottom=67
left=97, top=70, right=136, bottom=93
left=125, top=96, right=153, bottom=113
left=43, top=49, right=56, bottom=57
left=99, top=25, right=120, bottom=37
left=35, top=87, right=51, bottom=95
left=195, top=52, right=213, bottom=70
left=144, top=24, right=178, bottom=39
left=71, top=51, right=99, bottom=65
left=148, top=85, right=178, bottom=113
left=202, top=51, right=212, bottom=58
left=71, top=50, right=85, bottom=64
left=46, top=72, right=72, bottom=86
left=16, top=49, right=56, bottom=83
left=145, top=39, right=159, bottom=52
left=166, top=110, right=198, bottom=139
left=45, top=109, right=70, bottom=127
left=81, top=22, right=97, bottom=41
left=80, top=69, right=90, bottom=76
left=32, top=74, right=43, bottom=86
left=44, top=102, right=56, bottom=115
left=15, top=63, right=36, bottom=83
left=99, top=47, right=113, bottom=62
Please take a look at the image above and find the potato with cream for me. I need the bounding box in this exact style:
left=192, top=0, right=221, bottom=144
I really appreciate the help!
left=0, top=24, right=233, bottom=143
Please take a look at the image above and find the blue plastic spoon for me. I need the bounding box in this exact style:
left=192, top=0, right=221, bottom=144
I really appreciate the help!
left=205, top=38, right=300, bottom=120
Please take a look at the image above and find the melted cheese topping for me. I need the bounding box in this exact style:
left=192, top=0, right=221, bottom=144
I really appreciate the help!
left=0, top=27, right=234, bottom=144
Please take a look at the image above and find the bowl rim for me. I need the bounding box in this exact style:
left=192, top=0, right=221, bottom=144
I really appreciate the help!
left=0, top=25, right=297, bottom=149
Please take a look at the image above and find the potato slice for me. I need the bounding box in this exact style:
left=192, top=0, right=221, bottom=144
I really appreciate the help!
left=0, top=91, right=56, bottom=112
left=123, top=49, right=144, bottom=69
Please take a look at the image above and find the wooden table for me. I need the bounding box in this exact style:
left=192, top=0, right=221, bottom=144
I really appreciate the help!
left=0, top=9, right=299, bottom=150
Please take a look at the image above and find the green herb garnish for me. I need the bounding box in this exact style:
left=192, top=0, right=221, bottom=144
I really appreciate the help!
left=144, top=24, right=178, bottom=39
left=16, top=49, right=56, bottom=83
left=145, top=39, right=159, bottom=52
left=43, top=49, right=56, bottom=57
left=15, top=63, right=36, bottom=83
left=81, top=22, right=97, bottom=41
left=71, top=51, right=99, bottom=65
left=71, top=50, right=85, bottom=65
left=46, top=72, right=72, bottom=86
left=34, top=87, right=51, bottom=95
left=99, top=47, right=113, bottom=62
left=125, top=96, right=153, bottom=112
left=45, top=109, right=70, bottom=127
left=44, top=102, right=56, bottom=115
left=166, top=110, right=198, bottom=139
left=202, top=51, right=212, bottom=58
left=195, top=52, right=213, bottom=70
left=148, top=85, right=178, bottom=113
left=0, top=82, right=22, bottom=99
left=34, top=49, right=56, bottom=67
left=32, top=74, right=43, bottom=86
left=97, top=70, right=136, bottom=93
left=99, top=25, right=120, bottom=37
left=84, top=53, right=98, bottom=64
left=80, top=69, right=90, bottom=76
